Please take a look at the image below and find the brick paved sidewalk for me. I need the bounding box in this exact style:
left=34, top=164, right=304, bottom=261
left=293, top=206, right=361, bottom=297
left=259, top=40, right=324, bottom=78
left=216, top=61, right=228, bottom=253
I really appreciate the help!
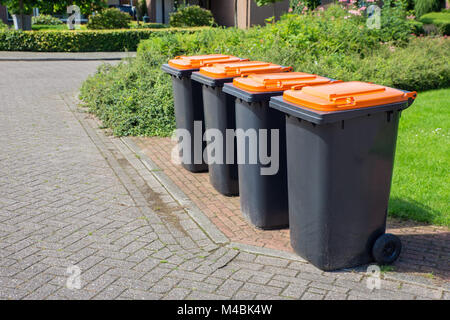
left=0, top=60, right=448, bottom=300
left=132, top=137, right=450, bottom=284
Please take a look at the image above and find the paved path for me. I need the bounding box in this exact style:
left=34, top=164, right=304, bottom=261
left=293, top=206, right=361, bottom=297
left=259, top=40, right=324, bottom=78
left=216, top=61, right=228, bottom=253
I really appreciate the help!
left=0, top=60, right=448, bottom=300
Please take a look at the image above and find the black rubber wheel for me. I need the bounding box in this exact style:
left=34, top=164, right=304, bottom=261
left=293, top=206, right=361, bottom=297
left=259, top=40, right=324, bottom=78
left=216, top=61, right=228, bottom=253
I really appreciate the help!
left=372, top=233, right=402, bottom=265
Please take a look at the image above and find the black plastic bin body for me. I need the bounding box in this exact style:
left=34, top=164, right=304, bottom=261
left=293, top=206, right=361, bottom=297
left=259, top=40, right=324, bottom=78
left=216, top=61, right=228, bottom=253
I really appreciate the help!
left=222, top=83, right=289, bottom=229
left=269, top=85, right=416, bottom=270
left=161, top=64, right=208, bottom=173
left=191, top=73, right=239, bottom=196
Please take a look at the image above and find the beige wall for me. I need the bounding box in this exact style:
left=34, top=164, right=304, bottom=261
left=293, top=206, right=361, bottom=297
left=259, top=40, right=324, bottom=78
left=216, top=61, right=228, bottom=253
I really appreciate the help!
left=146, top=0, right=290, bottom=27
left=210, top=0, right=290, bottom=29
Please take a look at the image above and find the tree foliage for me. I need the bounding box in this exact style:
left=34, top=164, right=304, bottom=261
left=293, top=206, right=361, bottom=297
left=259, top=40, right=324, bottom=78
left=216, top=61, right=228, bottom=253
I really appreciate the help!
left=0, top=0, right=107, bottom=15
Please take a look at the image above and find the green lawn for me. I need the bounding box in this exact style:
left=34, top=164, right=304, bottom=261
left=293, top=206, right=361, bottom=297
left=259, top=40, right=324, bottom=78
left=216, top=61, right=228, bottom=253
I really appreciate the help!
left=389, top=88, right=449, bottom=227
left=31, top=24, right=87, bottom=31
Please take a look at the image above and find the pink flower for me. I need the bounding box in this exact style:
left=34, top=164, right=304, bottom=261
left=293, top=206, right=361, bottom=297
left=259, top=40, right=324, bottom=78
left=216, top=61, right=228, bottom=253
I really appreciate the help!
left=406, top=15, right=415, bottom=20
left=348, top=9, right=361, bottom=16
left=319, top=7, right=324, bottom=11
left=288, top=7, right=293, bottom=12
left=366, top=0, right=375, bottom=2
left=359, top=6, right=366, bottom=10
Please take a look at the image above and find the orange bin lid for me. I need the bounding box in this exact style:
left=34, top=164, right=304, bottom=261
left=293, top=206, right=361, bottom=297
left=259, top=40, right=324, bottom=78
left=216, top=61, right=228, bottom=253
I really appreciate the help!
left=168, top=54, right=243, bottom=70
left=233, top=72, right=333, bottom=93
left=283, top=81, right=417, bottom=112
left=199, top=61, right=293, bottom=79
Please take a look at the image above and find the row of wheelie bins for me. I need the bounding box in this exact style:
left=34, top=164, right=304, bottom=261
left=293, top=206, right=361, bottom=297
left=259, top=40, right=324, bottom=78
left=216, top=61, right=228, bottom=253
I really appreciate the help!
left=162, top=54, right=417, bottom=271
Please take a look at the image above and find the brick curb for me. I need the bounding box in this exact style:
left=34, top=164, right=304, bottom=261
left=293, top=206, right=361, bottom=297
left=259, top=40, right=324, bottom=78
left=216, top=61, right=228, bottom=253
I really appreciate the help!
left=121, top=137, right=229, bottom=245
left=119, top=135, right=449, bottom=293
left=120, top=137, right=450, bottom=291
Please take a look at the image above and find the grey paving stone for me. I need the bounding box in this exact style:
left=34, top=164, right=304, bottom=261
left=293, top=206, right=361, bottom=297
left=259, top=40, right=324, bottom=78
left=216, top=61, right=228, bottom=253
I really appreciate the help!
left=241, top=283, right=282, bottom=296
left=232, top=291, right=257, bottom=300
left=254, top=255, right=290, bottom=267
left=398, top=283, right=443, bottom=299
left=163, top=288, right=191, bottom=300
left=120, top=289, right=163, bottom=300
left=187, top=291, right=228, bottom=300
left=301, top=292, right=324, bottom=300
left=281, top=283, right=308, bottom=299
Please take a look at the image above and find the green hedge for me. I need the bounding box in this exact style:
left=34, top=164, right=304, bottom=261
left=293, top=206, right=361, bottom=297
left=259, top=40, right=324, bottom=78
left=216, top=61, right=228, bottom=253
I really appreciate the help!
left=420, top=11, right=450, bottom=35
left=0, top=27, right=208, bottom=52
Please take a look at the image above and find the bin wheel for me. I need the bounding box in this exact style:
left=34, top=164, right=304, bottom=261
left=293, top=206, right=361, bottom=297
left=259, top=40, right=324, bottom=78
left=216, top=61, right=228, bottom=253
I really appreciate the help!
left=372, top=233, right=402, bottom=265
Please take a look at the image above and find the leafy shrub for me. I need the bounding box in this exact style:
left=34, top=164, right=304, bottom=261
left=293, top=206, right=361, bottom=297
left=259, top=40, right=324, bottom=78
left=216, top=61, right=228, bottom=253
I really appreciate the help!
left=1, top=0, right=34, bottom=14
left=375, top=0, right=420, bottom=42
left=169, top=5, right=215, bottom=27
left=32, top=14, right=63, bottom=25
left=87, top=8, right=131, bottom=30
left=136, top=0, right=148, bottom=20
left=290, top=0, right=321, bottom=12
left=129, top=22, right=167, bottom=29
left=0, top=27, right=205, bottom=52
left=79, top=18, right=449, bottom=138
left=420, top=11, right=450, bottom=35
left=0, top=20, right=8, bottom=30
left=80, top=55, right=175, bottom=137
left=414, top=0, right=445, bottom=17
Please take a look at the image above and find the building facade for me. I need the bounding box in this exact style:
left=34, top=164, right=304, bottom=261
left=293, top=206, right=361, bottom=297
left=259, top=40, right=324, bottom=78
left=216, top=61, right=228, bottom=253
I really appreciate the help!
left=1, top=0, right=291, bottom=28
left=146, top=0, right=290, bottom=28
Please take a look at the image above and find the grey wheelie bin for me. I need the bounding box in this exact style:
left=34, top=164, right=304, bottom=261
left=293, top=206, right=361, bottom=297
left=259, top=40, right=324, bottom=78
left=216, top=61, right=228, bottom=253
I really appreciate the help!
left=222, top=72, right=334, bottom=229
left=161, top=54, right=242, bottom=173
left=269, top=81, right=417, bottom=270
left=190, top=61, right=292, bottom=196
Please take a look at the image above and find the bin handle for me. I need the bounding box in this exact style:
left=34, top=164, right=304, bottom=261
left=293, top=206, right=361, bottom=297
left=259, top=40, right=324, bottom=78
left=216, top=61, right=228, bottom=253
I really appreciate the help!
left=403, top=91, right=417, bottom=100
left=263, top=79, right=283, bottom=89
left=290, top=84, right=306, bottom=91
left=281, top=66, right=293, bottom=72
left=332, top=96, right=356, bottom=107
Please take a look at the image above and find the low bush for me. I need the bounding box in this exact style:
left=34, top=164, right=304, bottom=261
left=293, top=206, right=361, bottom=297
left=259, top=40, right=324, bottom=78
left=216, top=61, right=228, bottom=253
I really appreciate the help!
left=0, top=27, right=206, bottom=52
left=0, top=20, right=8, bottom=30
left=414, top=0, right=445, bottom=17
left=420, top=11, right=450, bottom=35
left=129, top=22, right=167, bottom=29
left=169, top=5, right=215, bottom=27
left=80, top=55, right=175, bottom=137
left=79, top=24, right=449, bottom=138
left=87, top=8, right=131, bottom=30
left=32, top=14, right=63, bottom=25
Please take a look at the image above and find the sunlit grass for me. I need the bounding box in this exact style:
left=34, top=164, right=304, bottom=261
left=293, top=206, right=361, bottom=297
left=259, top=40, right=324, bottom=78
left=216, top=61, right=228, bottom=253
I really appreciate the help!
left=389, top=88, right=450, bottom=226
